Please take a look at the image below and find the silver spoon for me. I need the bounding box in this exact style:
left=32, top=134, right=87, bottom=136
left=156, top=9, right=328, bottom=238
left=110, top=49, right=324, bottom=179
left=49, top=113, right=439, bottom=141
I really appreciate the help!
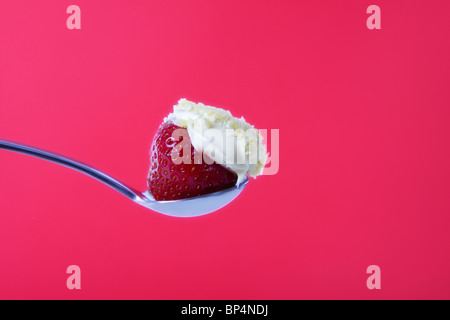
left=0, top=140, right=249, bottom=217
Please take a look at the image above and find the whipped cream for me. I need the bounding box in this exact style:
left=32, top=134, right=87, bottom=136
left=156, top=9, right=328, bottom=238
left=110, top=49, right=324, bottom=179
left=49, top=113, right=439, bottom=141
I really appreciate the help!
left=165, top=99, right=268, bottom=185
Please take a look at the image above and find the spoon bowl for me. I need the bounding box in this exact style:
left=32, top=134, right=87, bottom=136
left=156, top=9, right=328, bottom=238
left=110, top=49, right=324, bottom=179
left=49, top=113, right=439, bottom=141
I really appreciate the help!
left=137, top=175, right=248, bottom=217
left=0, top=139, right=248, bottom=217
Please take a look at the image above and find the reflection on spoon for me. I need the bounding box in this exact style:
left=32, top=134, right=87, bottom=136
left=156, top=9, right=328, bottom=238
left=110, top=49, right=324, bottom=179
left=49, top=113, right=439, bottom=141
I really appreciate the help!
left=0, top=140, right=249, bottom=217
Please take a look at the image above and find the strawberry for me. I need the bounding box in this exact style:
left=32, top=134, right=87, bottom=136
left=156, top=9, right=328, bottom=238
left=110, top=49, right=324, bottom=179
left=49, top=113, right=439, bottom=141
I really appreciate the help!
left=148, top=122, right=238, bottom=201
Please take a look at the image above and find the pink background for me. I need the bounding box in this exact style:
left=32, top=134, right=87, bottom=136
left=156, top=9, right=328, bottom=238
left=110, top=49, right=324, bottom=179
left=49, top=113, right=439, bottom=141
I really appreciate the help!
left=1, top=0, right=450, bottom=299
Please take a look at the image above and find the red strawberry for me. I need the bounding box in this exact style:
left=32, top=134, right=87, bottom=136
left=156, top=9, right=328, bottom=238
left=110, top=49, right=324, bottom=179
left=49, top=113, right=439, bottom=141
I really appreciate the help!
left=148, top=122, right=238, bottom=201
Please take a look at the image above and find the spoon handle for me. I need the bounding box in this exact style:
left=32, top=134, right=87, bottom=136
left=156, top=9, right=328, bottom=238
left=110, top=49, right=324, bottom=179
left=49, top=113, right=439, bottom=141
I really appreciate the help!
left=0, top=139, right=140, bottom=201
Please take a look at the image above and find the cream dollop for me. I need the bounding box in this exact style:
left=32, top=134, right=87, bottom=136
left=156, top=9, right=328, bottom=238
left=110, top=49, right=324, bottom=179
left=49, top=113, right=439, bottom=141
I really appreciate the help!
left=165, top=99, right=268, bottom=185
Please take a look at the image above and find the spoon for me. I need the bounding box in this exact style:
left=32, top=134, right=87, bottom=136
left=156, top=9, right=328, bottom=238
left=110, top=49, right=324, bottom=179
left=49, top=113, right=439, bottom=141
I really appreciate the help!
left=0, top=140, right=249, bottom=217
